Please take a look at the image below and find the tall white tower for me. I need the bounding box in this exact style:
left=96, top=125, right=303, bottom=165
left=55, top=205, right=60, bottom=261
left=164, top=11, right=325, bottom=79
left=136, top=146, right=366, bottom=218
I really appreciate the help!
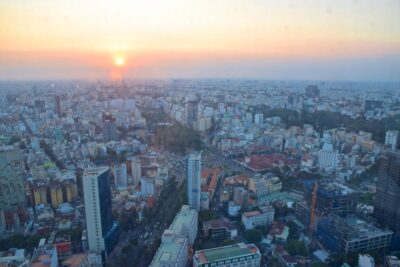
left=187, top=152, right=201, bottom=211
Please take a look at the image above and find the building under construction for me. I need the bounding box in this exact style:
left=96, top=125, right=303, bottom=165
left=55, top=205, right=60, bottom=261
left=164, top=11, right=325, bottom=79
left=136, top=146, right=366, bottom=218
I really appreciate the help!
left=304, top=180, right=359, bottom=216
left=317, top=213, right=393, bottom=253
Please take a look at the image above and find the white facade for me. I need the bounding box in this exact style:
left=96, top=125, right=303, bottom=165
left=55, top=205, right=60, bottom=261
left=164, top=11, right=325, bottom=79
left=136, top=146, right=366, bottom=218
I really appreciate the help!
left=359, top=254, right=375, bottom=267
left=242, top=207, right=275, bottom=230
left=150, top=230, right=188, bottom=267
left=187, top=152, right=201, bottom=211
left=254, top=113, right=264, bottom=125
left=141, top=177, right=155, bottom=196
left=83, top=167, right=109, bottom=252
left=170, top=205, right=198, bottom=245
left=319, top=143, right=338, bottom=172
left=385, top=130, right=399, bottom=150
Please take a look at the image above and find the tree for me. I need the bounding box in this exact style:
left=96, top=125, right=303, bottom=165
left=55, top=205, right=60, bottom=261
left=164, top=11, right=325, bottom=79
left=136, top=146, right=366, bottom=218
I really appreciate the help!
left=285, top=240, right=308, bottom=256
left=243, top=229, right=262, bottom=243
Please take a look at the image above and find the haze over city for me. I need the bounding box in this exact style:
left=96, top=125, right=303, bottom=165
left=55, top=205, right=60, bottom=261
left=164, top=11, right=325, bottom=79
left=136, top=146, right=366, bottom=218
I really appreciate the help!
left=2, top=2, right=400, bottom=267
left=1, top=0, right=400, bottom=80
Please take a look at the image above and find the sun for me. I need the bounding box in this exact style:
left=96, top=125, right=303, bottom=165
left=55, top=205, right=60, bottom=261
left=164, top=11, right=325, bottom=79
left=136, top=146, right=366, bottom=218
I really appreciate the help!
left=114, top=56, right=125, bottom=67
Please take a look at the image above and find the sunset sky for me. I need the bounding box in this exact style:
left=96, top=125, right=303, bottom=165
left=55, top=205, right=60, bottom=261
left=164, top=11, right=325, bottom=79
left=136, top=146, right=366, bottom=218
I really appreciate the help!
left=1, top=0, right=400, bottom=80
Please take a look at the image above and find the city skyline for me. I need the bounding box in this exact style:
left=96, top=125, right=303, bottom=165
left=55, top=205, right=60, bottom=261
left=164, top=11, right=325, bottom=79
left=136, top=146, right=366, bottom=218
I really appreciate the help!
left=1, top=0, right=400, bottom=81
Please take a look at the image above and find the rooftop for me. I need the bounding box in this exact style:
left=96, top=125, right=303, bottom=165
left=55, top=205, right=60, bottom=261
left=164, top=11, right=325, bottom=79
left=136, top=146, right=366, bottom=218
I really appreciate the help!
left=150, top=231, right=187, bottom=267
left=169, top=205, right=197, bottom=234
left=194, top=243, right=259, bottom=264
left=203, top=218, right=236, bottom=231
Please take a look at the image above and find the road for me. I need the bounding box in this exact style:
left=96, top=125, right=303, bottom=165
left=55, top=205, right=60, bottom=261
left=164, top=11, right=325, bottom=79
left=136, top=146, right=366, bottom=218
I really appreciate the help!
left=107, top=153, right=186, bottom=267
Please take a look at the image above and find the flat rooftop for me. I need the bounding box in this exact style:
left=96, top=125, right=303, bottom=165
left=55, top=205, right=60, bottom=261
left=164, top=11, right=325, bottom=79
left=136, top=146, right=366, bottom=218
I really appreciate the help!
left=150, top=236, right=187, bottom=267
left=83, top=166, right=109, bottom=177
left=170, top=205, right=197, bottom=233
left=194, top=243, right=259, bottom=264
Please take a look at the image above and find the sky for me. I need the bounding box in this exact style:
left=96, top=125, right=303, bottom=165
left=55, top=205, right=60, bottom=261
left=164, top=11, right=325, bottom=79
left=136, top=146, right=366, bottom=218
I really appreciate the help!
left=0, top=0, right=400, bottom=81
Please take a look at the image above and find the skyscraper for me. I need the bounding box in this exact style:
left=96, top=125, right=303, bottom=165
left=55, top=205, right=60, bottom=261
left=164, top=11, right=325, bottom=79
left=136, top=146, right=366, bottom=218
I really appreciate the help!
left=113, top=162, right=127, bottom=190
left=187, top=151, right=201, bottom=211
left=374, top=152, right=400, bottom=234
left=186, top=100, right=199, bottom=128
left=0, top=146, right=26, bottom=230
left=55, top=95, right=62, bottom=117
left=102, top=113, right=117, bottom=142
left=83, top=167, right=119, bottom=259
left=130, top=156, right=141, bottom=188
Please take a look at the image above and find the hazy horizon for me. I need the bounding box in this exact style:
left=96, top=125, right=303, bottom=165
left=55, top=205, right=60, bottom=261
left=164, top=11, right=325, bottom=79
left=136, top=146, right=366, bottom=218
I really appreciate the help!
left=1, top=0, right=400, bottom=81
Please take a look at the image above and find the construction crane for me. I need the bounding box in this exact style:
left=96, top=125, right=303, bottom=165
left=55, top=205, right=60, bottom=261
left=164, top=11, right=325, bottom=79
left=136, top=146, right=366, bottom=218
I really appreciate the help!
left=309, top=181, right=318, bottom=232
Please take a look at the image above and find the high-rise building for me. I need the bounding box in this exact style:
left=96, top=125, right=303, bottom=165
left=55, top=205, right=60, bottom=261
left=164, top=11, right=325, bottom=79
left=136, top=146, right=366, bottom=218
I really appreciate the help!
left=318, top=143, right=338, bottom=172
left=130, top=156, right=141, bottom=188
left=83, top=167, right=119, bottom=259
left=254, top=113, right=263, bottom=125
left=385, top=131, right=399, bottom=150
left=193, top=243, right=261, bottom=267
left=0, top=146, right=26, bottom=230
left=187, top=152, right=201, bottom=211
left=374, top=152, right=400, bottom=234
left=141, top=177, right=155, bottom=196
left=305, top=85, right=320, bottom=98
left=55, top=95, right=62, bottom=117
left=150, top=205, right=198, bottom=267
left=102, top=113, right=117, bottom=142
left=113, top=162, right=127, bottom=190
left=317, top=214, right=392, bottom=253
left=186, top=100, right=199, bottom=128
left=149, top=229, right=188, bottom=267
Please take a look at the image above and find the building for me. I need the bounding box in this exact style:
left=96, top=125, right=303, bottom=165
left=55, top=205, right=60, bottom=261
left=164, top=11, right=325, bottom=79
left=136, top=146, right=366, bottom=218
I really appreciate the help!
left=385, top=131, right=399, bottom=150
left=317, top=214, right=393, bottom=253
left=30, top=239, right=58, bottom=267
left=0, top=146, right=26, bottom=230
left=374, top=152, right=400, bottom=234
left=233, top=186, right=247, bottom=206
left=31, top=184, right=48, bottom=206
left=50, top=183, right=64, bottom=208
left=242, top=206, right=275, bottom=230
left=113, top=162, right=127, bottom=190
left=149, top=230, right=188, bottom=267
left=254, top=113, right=263, bottom=125
left=186, top=100, right=199, bottom=128
left=305, top=85, right=320, bottom=98
left=61, top=253, right=90, bottom=267
left=141, top=177, right=155, bottom=196
left=169, top=205, right=198, bottom=245
left=385, top=255, right=400, bottom=267
left=364, top=100, right=383, bottom=112
left=318, top=143, right=338, bottom=172
left=0, top=248, right=28, bottom=266
left=55, top=95, right=62, bottom=117
left=83, top=167, right=119, bottom=259
left=359, top=254, right=375, bottom=267
left=304, top=180, right=358, bottom=216
left=150, top=206, right=197, bottom=267
left=187, top=152, right=201, bottom=211
left=203, top=218, right=238, bottom=240
left=130, top=156, right=141, bottom=187
left=102, top=114, right=117, bottom=142
left=193, top=243, right=261, bottom=267
left=251, top=175, right=282, bottom=199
